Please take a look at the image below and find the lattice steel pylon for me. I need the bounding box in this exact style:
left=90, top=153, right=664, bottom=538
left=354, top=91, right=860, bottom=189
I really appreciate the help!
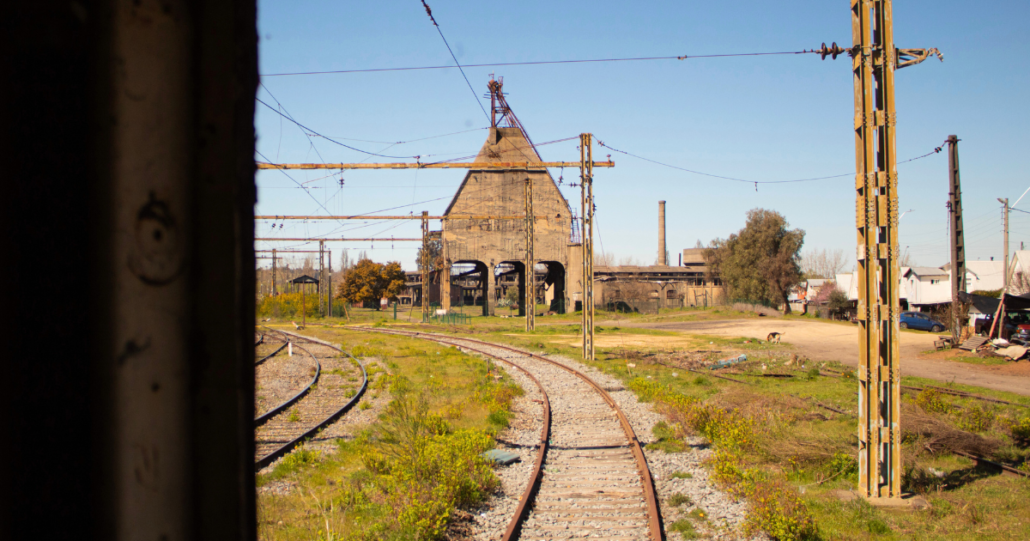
left=525, top=177, right=536, bottom=332
left=846, top=0, right=940, bottom=500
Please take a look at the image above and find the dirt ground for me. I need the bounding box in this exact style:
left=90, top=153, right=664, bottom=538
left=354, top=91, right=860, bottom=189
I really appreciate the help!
left=618, top=318, right=1030, bottom=396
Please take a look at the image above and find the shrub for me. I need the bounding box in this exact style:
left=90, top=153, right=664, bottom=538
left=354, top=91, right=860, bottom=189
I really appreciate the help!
left=671, top=471, right=694, bottom=479
left=915, top=388, right=950, bottom=415
left=256, top=292, right=319, bottom=319
left=956, top=403, right=995, bottom=433
left=828, top=451, right=858, bottom=481
left=1009, top=416, right=1030, bottom=446
left=743, top=479, right=817, bottom=541
left=351, top=394, right=498, bottom=540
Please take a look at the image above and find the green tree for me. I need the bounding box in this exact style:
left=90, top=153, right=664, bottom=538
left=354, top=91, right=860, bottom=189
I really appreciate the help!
left=335, top=258, right=406, bottom=308
left=416, top=238, right=445, bottom=282
left=703, top=208, right=805, bottom=313
left=827, top=289, right=850, bottom=318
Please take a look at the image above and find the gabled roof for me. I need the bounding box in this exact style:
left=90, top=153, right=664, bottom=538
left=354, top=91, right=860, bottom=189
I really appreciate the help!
left=905, top=267, right=948, bottom=278
left=290, top=274, right=319, bottom=284
left=443, top=127, right=564, bottom=216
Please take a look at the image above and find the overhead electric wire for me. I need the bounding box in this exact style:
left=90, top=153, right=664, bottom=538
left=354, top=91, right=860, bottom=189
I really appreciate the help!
left=419, top=0, right=490, bottom=122
left=596, top=139, right=947, bottom=185
left=256, top=150, right=346, bottom=225
left=256, top=97, right=420, bottom=159
left=261, top=50, right=819, bottom=77
left=305, top=127, right=487, bottom=146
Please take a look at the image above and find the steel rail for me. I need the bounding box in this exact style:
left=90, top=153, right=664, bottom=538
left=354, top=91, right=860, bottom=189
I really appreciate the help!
left=255, top=342, right=288, bottom=366
left=255, top=341, right=320, bottom=427
left=820, top=368, right=1028, bottom=408
left=350, top=327, right=664, bottom=541
left=256, top=334, right=265, bottom=346
left=254, top=329, right=368, bottom=470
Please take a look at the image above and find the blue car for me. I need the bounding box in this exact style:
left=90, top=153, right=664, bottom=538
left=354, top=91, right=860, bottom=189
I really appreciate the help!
left=899, top=311, right=945, bottom=332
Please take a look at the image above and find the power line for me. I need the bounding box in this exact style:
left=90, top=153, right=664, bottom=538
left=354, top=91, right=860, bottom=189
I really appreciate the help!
left=261, top=50, right=818, bottom=77
left=256, top=97, right=421, bottom=159
left=419, top=0, right=490, bottom=122
left=304, top=127, right=487, bottom=145
left=595, top=139, right=947, bottom=186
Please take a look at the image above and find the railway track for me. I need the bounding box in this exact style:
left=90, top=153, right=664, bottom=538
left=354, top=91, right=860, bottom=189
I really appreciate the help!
left=355, top=327, right=663, bottom=541
left=255, top=329, right=367, bottom=469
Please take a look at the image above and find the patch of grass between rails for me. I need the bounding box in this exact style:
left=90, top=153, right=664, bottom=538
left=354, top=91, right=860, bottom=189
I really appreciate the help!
left=444, top=326, right=1030, bottom=541
left=257, top=328, right=524, bottom=541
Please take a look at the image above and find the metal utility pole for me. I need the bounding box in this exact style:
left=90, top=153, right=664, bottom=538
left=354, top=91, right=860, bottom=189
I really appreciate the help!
left=580, top=133, right=595, bottom=360
left=421, top=211, right=430, bottom=323
left=525, top=177, right=536, bottom=331
left=842, top=0, right=940, bottom=501
left=319, top=240, right=327, bottom=317
left=947, top=136, right=966, bottom=342
left=272, top=248, right=277, bottom=296
left=999, top=198, right=1010, bottom=292
left=328, top=250, right=333, bottom=318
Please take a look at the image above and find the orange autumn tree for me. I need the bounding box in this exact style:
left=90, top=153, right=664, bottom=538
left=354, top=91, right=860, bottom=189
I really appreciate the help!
left=336, top=258, right=406, bottom=309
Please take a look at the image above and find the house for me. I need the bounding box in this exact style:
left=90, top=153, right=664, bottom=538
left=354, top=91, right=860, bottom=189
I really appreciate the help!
left=942, top=260, right=1005, bottom=294
left=1009, top=251, right=1030, bottom=294
left=902, top=267, right=951, bottom=308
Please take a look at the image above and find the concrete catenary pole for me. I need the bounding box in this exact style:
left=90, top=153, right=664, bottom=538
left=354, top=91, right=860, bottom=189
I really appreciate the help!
left=658, top=201, right=667, bottom=266
left=947, top=135, right=966, bottom=342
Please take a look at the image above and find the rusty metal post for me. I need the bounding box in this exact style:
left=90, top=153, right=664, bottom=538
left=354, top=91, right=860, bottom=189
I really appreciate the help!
left=853, top=0, right=901, bottom=500
left=319, top=240, right=326, bottom=317
left=580, top=133, right=595, bottom=360
left=422, top=211, right=430, bottom=323
left=947, top=136, right=965, bottom=341
left=328, top=250, right=333, bottom=318
left=525, top=177, right=536, bottom=331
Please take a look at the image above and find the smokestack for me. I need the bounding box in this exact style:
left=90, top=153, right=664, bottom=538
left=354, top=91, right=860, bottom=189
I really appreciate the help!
left=658, top=200, right=667, bottom=266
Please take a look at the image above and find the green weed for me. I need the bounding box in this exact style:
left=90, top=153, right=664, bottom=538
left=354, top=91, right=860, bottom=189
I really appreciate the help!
left=671, top=471, right=694, bottom=479
left=668, top=493, right=692, bottom=507
left=668, top=519, right=698, bottom=539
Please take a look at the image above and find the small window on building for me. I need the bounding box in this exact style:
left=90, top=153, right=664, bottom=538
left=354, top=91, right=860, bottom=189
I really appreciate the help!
left=666, top=290, right=676, bottom=299
left=649, top=290, right=659, bottom=298
left=613, top=289, right=621, bottom=298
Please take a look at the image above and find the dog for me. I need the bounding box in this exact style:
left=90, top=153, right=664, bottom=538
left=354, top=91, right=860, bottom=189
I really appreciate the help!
left=767, top=332, right=785, bottom=343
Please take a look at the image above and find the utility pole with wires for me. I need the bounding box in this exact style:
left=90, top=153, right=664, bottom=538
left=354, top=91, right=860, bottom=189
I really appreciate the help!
left=421, top=211, right=430, bottom=323
left=823, top=0, right=941, bottom=502
left=999, top=198, right=1010, bottom=292
left=947, top=136, right=966, bottom=343
left=525, top=177, right=535, bottom=331
left=581, top=133, right=595, bottom=360
left=319, top=240, right=327, bottom=317
left=272, top=248, right=277, bottom=296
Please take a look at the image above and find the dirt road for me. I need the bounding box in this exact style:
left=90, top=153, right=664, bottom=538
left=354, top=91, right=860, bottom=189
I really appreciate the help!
left=619, top=318, right=1030, bottom=396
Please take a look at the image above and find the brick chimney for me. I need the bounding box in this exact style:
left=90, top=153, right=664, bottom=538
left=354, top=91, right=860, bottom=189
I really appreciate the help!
left=658, top=200, right=667, bottom=266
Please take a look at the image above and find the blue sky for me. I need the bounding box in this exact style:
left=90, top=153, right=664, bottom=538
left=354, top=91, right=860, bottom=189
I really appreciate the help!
left=255, top=0, right=1030, bottom=272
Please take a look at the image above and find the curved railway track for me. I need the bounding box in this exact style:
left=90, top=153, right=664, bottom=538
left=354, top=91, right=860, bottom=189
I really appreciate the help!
left=355, top=327, right=664, bottom=541
left=255, top=329, right=368, bottom=469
